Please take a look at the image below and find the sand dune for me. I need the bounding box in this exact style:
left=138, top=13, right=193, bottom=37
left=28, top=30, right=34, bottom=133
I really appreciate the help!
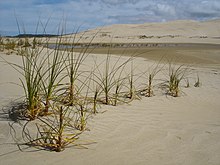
left=60, top=19, right=220, bottom=44
left=1, top=49, right=220, bottom=164
left=0, top=19, right=220, bottom=165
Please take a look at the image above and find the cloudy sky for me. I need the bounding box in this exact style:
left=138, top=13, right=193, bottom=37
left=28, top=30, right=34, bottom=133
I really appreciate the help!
left=0, top=0, right=220, bottom=35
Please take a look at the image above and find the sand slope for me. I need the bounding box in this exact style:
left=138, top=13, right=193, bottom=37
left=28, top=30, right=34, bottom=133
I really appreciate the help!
left=0, top=49, right=220, bottom=165
left=60, top=19, right=220, bottom=44
left=1, top=18, right=220, bottom=165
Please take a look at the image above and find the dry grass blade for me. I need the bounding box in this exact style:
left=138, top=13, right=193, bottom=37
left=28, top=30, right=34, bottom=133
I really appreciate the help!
left=139, top=58, right=164, bottom=97
left=93, top=52, right=132, bottom=105
left=167, top=63, right=189, bottom=97
left=2, top=43, right=45, bottom=120
left=62, top=28, right=100, bottom=106
left=40, top=35, right=67, bottom=114
left=22, top=105, right=81, bottom=152
left=194, top=74, right=201, bottom=87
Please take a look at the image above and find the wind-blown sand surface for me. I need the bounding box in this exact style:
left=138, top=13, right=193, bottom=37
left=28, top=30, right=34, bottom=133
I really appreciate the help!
left=1, top=20, right=220, bottom=165
left=61, top=19, right=220, bottom=45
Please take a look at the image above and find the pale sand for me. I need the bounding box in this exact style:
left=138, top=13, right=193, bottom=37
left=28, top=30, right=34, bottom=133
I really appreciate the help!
left=1, top=47, right=220, bottom=165
left=1, top=20, right=220, bottom=165
left=58, top=19, right=220, bottom=45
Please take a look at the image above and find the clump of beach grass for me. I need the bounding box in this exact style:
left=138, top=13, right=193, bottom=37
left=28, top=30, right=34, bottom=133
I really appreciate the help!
left=126, top=59, right=136, bottom=100
left=21, top=105, right=81, bottom=152
left=73, top=73, right=93, bottom=131
left=0, top=36, right=4, bottom=51
left=5, top=39, right=16, bottom=50
left=93, top=53, right=131, bottom=105
left=2, top=42, right=45, bottom=120
left=59, top=29, right=99, bottom=106
left=144, top=61, right=163, bottom=97
left=2, top=21, right=68, bottom=119
left=40, top=36, right=67, bottom=114
left=166, top=63, right=189, bottom=97
left=194, top=75, right=201, bottom=87
left=74, top=100, right=89, bottom=131
left=91, top=76, right=102, bottom=114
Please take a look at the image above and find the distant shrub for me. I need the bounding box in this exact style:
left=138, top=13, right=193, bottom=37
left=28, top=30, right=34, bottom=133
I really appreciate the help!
left=24, top=38, right=31, bottom=47
left=5, top=39, right=16, bottom=50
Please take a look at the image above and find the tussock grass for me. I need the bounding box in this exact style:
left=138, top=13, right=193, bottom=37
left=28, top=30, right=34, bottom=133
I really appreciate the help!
left=21, top=51, right=44, bottom=120
left=126, top=59, right=136, bottom=100
left=91, top=75, right=102, bottom=114
left=59, top=29, right=100, bottom=106
left=143, top=61, right=163, bottom=97
left=74, top=100, right=89, bottom=131
left=22, top=105, right=81, bottom=152
left=40, top=37, right=67, bottom=114
left=93, top=87, right=100, bottom=113
left=0, top=36, right=4, bottom=51
left=166, top=63, right=189, bottom=97
left=194, top=75, right=201, bottom=87
left=5, top=39, right=16, bottom=50
left=72, top=73, right=93, bottom=131
left=1, top=44, right=45, bottom=120
left=93, top=53, right=131, bottom=105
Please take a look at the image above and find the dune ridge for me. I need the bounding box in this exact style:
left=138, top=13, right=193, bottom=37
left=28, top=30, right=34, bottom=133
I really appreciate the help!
left=62, top=19, right=220, bottom=44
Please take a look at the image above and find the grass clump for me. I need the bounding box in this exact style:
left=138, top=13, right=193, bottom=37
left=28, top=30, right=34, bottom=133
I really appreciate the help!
left=63, top=45, right=89, bottom=106
left=60, top=29, right=99, bottom=106
left=22, top=105, right=81, bottom=152
left=74, top=100, right=88, bottom=131
left=0, top=36, right=4, bottom=51
left=5, top=39, right=16, bottom=50
left=194, top=75, right=201, bottom=87
left=166, top=64, right=189, bottom=97
left=126, top=59, right=136, bottom=100
left=91, top=79, right=102, bottom=114
left=144, top=61, right=163, bottom=97
left=15, top=46, right=44, bottom=120
left=93, top=53, right=131, bottom=105
left=40, top=38, right=67, bottom=114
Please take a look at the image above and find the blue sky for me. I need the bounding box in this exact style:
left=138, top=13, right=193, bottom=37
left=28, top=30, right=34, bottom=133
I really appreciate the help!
left=0, top=0, right=220, bottom=36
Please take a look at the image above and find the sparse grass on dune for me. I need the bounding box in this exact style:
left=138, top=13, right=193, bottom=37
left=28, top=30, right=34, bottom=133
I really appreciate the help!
left=61, top=32, right=97, bottom=106
left=21, top=47, right=44, bottom=119
left=142, top=60, right=164, bottom=97
left=194, top=74, right=201, bottom=87
left=1, top=21, right=203, bottom=152
left=1, top=40, right=45, bottom=120
left=92, top=52, right=132, bottom=105
left=40, top=35, right=67, bottom=115
left=125, top=58, right=138, bottom=100
left=20, top=105, right=82, bottom=152
left=166, top=63, right=190, bottom=97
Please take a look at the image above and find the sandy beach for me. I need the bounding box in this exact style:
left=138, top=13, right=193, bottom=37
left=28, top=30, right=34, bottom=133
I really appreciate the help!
left=1, top=20, right=220, bottom=165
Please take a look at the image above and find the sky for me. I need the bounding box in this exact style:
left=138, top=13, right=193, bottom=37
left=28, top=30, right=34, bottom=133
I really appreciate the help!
left=0, top=0, right=220, bottom=36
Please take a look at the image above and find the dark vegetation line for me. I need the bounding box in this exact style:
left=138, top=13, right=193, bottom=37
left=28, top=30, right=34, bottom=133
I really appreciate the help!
left=46, top=42, right=220, bottom=50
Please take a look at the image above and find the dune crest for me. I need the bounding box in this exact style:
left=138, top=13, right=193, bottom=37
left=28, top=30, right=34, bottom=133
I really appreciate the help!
left=63, top=19, right=220, bottom=44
